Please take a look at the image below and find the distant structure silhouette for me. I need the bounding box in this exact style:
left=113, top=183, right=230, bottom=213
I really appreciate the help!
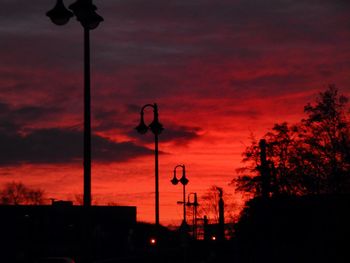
left=217, top=187, right=225, bottom=241
left=234, top=194, right=350, bottom=263
left=0, top=202, right=136, bottom=263
left=187, top=192, right=199, bottom=239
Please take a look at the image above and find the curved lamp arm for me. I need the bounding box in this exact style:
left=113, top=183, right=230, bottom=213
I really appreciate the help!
left=136, top=103, right=163, bottom=135
left=171, top=165, right=188, bottom=185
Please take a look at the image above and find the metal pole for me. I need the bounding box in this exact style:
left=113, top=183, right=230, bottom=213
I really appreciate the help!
left=194, top=201, right=197, bottom=239
left=155, top=133, right=159, bottom=227
left=192, top=204, right=195, bottom=238
left=183, top=184, right=186, bottom=224
left=218, top=192, right=225, bottom=241
left=259, top=139, right=269, bottom=199
left=83, top=26, right=92, bottom=263
left=83, top=27, right=91, bottom=208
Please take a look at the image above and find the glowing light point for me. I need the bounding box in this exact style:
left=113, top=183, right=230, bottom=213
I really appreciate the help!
left=150, top=238, right=157, bottom=245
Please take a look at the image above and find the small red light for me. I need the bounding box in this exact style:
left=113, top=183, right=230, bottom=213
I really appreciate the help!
left=150, top=238, right=156, bottom=245
left=211, top=236, right=216, bottom=241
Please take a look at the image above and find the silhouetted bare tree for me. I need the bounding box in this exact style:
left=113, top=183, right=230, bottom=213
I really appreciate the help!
left=0, top=181, right=46, bottom=205
left=197, top=185, right=237, bottom=223
left=233, top=85, right=350, bottom=197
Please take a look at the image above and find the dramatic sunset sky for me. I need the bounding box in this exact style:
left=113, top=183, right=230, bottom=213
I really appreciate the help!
left=1, top=0, right=350, bottom=225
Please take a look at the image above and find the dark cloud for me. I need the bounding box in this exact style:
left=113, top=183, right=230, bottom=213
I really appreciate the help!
left=13, top=105, right=61, bottom=123
left=229, top=73, right=311, bottom=96
left=0, top=0, right=349, bottom=160
left=93, top=108, right=128, bottom=132
left=98, top=0, right=349, bottom=47
left=92, top=134, right=153, bottom=162
left=0, top=101, right=62, bottom=133
left=0, top=102, right=152, bottom=166
left=126, top=104, right=141, bottom=114
left=0, top=127, right=153, bottom=166
left=161, top=125, right=202, bottom=145
left=2, top=0, right=349, bottom=105
left=92, top=104, right=144, bottom=132
left=130, top=124, right=202, bottom=145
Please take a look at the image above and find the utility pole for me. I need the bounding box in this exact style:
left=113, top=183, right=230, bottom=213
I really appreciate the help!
left=259, top=139, right=270, bottom=199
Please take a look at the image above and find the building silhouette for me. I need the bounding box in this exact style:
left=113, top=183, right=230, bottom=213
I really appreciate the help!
left=0, top=201, right=136, bottom=262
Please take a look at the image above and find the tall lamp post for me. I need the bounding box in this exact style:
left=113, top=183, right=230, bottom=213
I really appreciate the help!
left=187, top=192, right=199, bottom=239
left=46, top=0, right=103, bottom=208
left=171, top=164, right=189, bottom=228
left=135, top=103, right=164, bottom=227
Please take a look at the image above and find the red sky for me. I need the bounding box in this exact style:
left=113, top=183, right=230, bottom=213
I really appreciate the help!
left=1, top=0, right=350, bottom=225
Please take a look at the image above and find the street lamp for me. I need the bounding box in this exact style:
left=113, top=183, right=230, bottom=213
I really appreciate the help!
left=46, top=0, right=103, bottom=208
left=171, top=164, right=189, bottom=228
left=135, top=103, right=164, bottom=227
left=187, top=192, right=199, bottom=239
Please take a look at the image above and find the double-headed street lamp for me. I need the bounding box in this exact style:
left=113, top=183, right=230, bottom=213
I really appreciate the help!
left=135, top=103, right=164, bottom=227
left=46, top=0, right=103, bottom=208
left=171, top=164, right=189, bottom=228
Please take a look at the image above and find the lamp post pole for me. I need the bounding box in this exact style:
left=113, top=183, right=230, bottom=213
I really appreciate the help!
left=171, top=164, right=189, bottom=227
left=84, top=26, right=91, bottom=207
left=183, top=178, right=186, bottom=223
left=187, top=192, right=199, bottom=239
left=46, top=0, right=103, bottom=208
left=135, top=103, right=163, bottom=227
left=154, top=125, right=159, bottom=226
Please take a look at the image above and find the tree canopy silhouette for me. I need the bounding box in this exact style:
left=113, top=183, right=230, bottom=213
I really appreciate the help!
left=0, top=181, right=46, bottom=205
left=233, top=85, right=350, bottom=197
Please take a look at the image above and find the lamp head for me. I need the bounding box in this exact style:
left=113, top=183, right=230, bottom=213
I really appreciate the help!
left=69, top=0, right=103, bottom=30
left=171, top=173, right=179, bottom=185
left=180, top=175, right=189, bottom=186
left=135, top=114, right=149, bottom=134
left=46, top=0, right=73, bottom=26
left=84, top=11, right=103, bottom=30
left=149, top=119, right=164, bottom=135
left=148, top=103, right=163, bottom=135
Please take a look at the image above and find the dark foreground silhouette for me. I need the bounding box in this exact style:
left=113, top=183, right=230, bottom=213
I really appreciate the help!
left=234, top=194, right=350, bottom=263
left=1, top=194, right=349, bottom=263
